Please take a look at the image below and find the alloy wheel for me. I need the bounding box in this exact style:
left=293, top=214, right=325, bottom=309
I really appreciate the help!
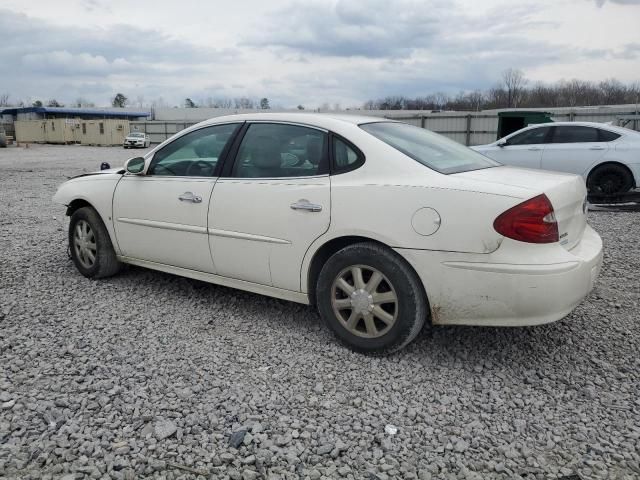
left=73, top=219, right=97, bottom=269
left=331, top=265, right=398, bottom=338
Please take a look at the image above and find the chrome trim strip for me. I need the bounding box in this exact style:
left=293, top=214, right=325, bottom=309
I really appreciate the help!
left=117, top=217, right=207, bottom=234
left=208, top=228, right=291, bottom=245
left=117, top=255, right=309, bottom=304
left=442, top=261, right=580, bottom=275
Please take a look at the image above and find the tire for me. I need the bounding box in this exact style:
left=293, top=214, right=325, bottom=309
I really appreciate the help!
left=587, top=164, right=634, bottom=195
left=316, top=242, right=428, bottom=354
left=69, top=206, right=121, bottom=279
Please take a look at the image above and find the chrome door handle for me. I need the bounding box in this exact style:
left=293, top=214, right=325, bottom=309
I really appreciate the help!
left=528, top=147, right=542, bottom=151
left=290, top=199, right=322, bottom=212
left=178, top=192, right=202, bottom=203
left=589, top=146, right=605, bottom=150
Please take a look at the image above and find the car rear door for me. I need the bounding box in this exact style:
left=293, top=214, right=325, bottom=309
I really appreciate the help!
left=208, top=122, right=330, bottom=291
left=112, top=123, right=240, bottom=273
left=541, top=125, right=609, bottom=176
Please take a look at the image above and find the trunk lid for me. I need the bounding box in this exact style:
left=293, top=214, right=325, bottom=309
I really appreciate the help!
left=455, top=166, right=587, bottom=250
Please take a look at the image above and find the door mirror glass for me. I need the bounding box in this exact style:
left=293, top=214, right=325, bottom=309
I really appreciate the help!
left=125, top=157, right=145, bottom=174
left=497, top=139, right=507, bottom=147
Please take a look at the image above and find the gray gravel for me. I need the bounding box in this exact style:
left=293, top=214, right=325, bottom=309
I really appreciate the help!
left=1, top=144, right=639, bottom=480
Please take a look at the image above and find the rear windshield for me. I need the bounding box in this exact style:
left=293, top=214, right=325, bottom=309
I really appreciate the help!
left=360, top=122, right=500, bottom=174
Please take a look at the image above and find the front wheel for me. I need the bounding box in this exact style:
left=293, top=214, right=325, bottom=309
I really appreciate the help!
left=69, top=207, right=121, bottom=279
left=316, top=242, right=428, bottom=354
left=587, top=164, right=634, bottom=195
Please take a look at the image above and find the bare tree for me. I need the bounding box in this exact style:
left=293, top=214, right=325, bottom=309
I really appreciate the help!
left=74, top=97, right=95, bottom=108
left=599, top=79, right=627, bottom=105
left=151, top=96, right=167, bottom=109
left=501, top=68, right=527, bottom=108
left=234, top=97, right=255, bottom=109
left=112, top=93, right=128, bottom=108
left=214, top=98, right=233, bottom=108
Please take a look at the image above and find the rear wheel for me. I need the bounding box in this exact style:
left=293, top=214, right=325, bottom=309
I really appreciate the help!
left=316, top=242, right=427, bottom=354
left=69, top=207, right=121, bottom=279
left=587, top=164, right=634, bottom=195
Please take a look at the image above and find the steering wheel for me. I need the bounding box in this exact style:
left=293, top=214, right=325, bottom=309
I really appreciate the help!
left=186, top=160, right=215, bottom=177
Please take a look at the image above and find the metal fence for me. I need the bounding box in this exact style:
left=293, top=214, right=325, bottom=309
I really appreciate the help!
left=131, top=109, right=640, bottom=146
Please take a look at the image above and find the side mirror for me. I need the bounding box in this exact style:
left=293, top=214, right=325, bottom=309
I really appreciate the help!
left=497, top=139, right=508, bottom=147
left=125, top=157, right=145, bottom=174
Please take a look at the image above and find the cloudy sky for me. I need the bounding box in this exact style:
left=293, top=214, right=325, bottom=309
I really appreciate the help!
left=0, top=0, right=639, bottom=108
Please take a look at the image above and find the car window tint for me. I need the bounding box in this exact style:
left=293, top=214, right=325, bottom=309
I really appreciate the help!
left=333, top=137, right=363, bottom=172
left=598, top=129, right=621, bottom=142
left=507, top=127, right=550, bottom=146
left=360, top=122, right=499, bottom=174
left=148, top=124, right=239, bottom=177
left=232, top=123, right=327, bottom=178
left=551, top=126, right=599, bottom=143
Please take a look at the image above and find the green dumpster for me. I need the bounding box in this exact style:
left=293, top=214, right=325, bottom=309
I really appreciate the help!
left=497, top=111, right=553, bottom=139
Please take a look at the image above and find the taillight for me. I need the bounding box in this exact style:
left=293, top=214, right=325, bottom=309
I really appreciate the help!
left=493, top=194, right=559, bottom=244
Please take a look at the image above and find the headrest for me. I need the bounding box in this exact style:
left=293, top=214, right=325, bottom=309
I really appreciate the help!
left=193, top=136, right=218, bottom=158
left=249, top=136, right=281, bottom=169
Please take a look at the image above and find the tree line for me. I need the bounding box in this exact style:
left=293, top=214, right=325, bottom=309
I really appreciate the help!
left=363, top=69, right=640, bottom=111
left=1, top=69, right=638, bottom=112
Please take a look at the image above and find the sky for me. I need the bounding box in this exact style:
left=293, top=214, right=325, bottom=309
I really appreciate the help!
left=0, top=0, right=639, bottom=109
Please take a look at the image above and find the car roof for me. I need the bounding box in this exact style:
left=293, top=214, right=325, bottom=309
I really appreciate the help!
left=520, top=121, right=634, bottom=135
left=199, top=112, right=392, bottom=130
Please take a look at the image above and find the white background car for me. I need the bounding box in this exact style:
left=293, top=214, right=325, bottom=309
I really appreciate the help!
left=54, top=113, right=603, bottom=353
left=123, top=131, right=150, bottom=149
left=472, top=122, right=640, bottom=195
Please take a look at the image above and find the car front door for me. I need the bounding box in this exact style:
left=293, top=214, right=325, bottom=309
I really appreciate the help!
left=488, top=126, right=551, bottom=169
left=112, top=123, right=241, bottom=272
left=208, top=122, right=331, bottom=291
left=541, top=125, right=609, bottom=176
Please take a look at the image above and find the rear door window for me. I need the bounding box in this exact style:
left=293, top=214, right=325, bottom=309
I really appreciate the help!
left=231, top=123, right=328, bottom=178
left=551, top=126, right=600, bottom=143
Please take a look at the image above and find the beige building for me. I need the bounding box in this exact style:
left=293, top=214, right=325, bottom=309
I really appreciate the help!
left=1, top=106, right=149, bottom=146
left=15, top=118, right=131, bottom=146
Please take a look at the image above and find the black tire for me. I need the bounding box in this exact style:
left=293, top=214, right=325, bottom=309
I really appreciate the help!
left=68, top=206, right=121, bottom=279
left=316, top=242, right=428, bottom=354
left=587, top=164, right=634, bottom=195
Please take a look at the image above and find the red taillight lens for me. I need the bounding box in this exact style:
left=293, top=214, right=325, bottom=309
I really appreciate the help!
left=493, top=194, right=559, bottom=244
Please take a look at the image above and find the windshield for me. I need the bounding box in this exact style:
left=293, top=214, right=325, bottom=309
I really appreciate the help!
left=360, top=122, right=500, bottom=174
left=128, top=132, right=145, bottom=138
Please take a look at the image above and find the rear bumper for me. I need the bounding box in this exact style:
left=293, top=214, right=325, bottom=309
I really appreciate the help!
left=395, top=225, right=603, bottom=326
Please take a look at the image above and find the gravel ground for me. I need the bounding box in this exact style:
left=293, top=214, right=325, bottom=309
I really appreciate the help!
left=1, top=144, right=639, bottom=480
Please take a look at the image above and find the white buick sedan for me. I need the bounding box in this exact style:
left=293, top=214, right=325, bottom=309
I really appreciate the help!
left=472, top=122, right=640, bottom=195
left=54, top=113, right=603, bottom=353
